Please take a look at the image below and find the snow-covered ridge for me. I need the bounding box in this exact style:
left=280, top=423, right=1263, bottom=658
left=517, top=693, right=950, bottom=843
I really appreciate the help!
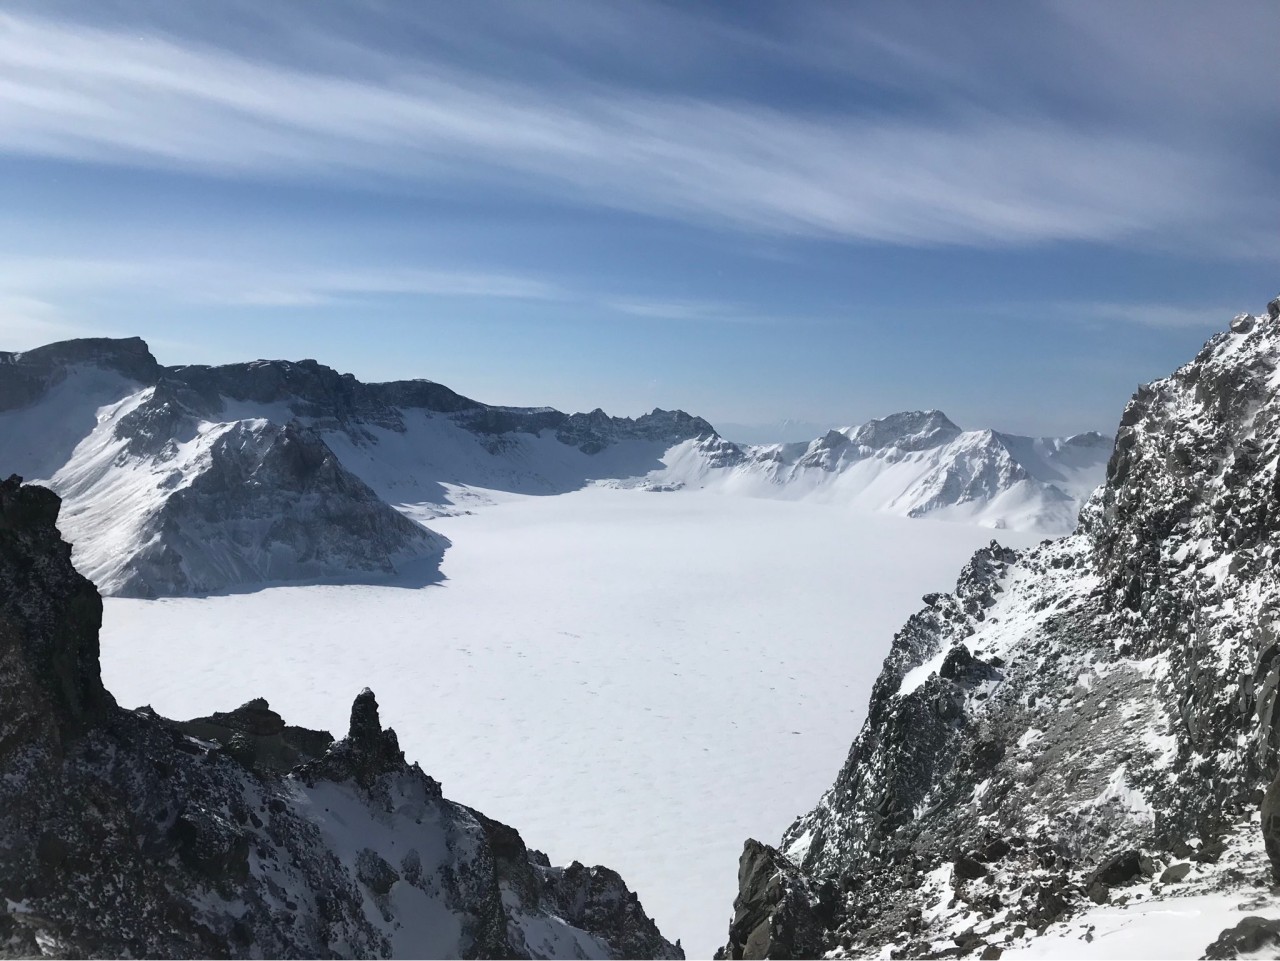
left=718, top=295, right=1280, bottom=959
left=647, top=412, right=1109, bottom=533
left=0, top=336, right=1107, bottom=595
left=0, top=339, right=716, bottom=596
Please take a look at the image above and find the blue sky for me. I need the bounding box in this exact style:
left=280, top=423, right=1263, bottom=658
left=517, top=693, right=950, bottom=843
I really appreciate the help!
left=0, top=1, right=1276, bottom=438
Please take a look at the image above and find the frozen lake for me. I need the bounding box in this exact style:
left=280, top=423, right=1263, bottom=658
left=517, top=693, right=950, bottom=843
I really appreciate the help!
left=101, top=486, right=1039, bottom=956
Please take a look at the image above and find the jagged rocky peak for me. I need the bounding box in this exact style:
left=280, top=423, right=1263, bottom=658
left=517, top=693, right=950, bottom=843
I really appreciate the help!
left=300, top=686, right=413, bottom=790
left=846, top=408, right=963, bottom=451
left=93, top=415, right=444, bottom=598
left=719, top=294, right=1280, bottom=959
left=554, top=406, right=718, bottom=454
left=0, top=478, right=681, bottom=958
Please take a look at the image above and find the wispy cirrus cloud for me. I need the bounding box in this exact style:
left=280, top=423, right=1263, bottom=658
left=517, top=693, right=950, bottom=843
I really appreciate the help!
left=0, top=6, right=1270, bottom=251
left=1047, top=301, right=1245, bottom=331
left=0, top=294, right=109, bottom=350
left=0, top=256, right=565, bottom=308
left=0, top=253, right=779, bottom=329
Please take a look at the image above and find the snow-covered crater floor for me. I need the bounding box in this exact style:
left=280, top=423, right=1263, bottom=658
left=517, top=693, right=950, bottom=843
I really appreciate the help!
left=100, top=486, right=1039, bottom=956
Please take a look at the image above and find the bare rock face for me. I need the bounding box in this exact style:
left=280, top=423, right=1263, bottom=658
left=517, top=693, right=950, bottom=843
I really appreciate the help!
left=717, top=839, right=829, bottom=960
left=110, top=416, right=443, bottom=597
left=0, top=474, right=114, bottom=743
left=298, top=688, right=411, bottom=791
left=0, top=480, right=682, bottom=959
left=717, top=296, right=1280, bottom=958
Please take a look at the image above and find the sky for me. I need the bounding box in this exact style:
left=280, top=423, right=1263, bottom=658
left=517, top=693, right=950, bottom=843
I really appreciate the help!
left=0, top=1, right=1277, bottom=439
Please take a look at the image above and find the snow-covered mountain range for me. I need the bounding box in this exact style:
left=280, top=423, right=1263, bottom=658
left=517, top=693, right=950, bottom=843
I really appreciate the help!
left=719, top=296, right=1280, bottom=959
left=0, top=475, right=683, bottom=959
left=646, top=412, right=1109, bottom=533
left=0, top=337, right=1108, bottom=596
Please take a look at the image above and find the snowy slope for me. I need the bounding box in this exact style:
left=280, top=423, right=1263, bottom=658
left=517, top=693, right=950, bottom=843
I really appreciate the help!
left=0, top=337, right=1106, bottom=595
left=2, top=378, right=442, bottom=597
left=644, top=411, right=1110, bottom=534
left=718, top=295, right=1280, bottom=960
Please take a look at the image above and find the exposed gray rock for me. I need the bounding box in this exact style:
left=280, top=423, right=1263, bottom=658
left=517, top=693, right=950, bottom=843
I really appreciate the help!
left=716, top=839, right=830, bottom=961
left=717, top=295, right=1280, bottom=958
left=1160, top=862, right=1192, bottom=883
left=110, top=417, right=442, bottom=597
left=1084, top=850, right=1154, bottom=890
left=0, top=479, right=682, bottom=959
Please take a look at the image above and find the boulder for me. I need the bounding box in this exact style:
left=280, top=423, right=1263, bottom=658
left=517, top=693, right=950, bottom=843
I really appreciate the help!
left=1084, top=850, right=1153, bottom=890
left=1159, top=862, right=1191, bottom=884
left=1204, top=916, right=1280, bottom=959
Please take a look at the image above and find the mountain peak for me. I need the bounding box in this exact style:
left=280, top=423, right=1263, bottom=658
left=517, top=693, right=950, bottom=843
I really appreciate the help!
left=846, top=409, right=963, bottom=452
left=3, top=336, right=161, bottom=382
left=0, top=337, right=162, bottom=414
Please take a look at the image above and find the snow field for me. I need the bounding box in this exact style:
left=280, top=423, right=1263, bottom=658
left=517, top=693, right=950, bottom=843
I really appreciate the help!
left=100, top=486, right=1038, bottom=956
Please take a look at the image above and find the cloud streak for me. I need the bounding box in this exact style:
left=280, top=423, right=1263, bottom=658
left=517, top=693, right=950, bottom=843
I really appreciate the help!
left=1046, top=301, right=1245, bottom=331
left=0, top=255, right=565, bottom=307
left=0, top=7, right=1267, bottom=251
left=0, top=254, right=783, bottom=330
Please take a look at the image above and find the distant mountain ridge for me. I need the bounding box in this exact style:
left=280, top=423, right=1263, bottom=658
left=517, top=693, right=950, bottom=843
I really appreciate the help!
left=641, top=410, right=1110, bottom=533
left=0, top=336, right=1108, bottom=596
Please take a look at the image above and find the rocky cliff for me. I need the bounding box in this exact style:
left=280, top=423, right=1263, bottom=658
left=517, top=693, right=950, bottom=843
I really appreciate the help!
left=0, top=475, right=682, bottom=959
left=719, top=296, right=1280, bottom=959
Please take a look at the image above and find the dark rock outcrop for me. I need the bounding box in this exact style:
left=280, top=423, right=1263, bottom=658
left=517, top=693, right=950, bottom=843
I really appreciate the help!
left=717, top=840, right=829, bottom=961
left=1203, top=916, right=1280, bottom=959
left=0, top=474, right=114, bottom=742
left=1083, top=850, right=1153, bottom=890
left=173, top=697, right=334, bottom=774
left=0, top=479, right=681, bottom=959
left=718, top=296, right=1280, bottom=958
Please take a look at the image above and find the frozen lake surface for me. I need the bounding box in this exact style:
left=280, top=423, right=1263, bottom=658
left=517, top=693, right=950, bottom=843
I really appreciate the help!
left=101, top=486, right=1039, bottom=956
